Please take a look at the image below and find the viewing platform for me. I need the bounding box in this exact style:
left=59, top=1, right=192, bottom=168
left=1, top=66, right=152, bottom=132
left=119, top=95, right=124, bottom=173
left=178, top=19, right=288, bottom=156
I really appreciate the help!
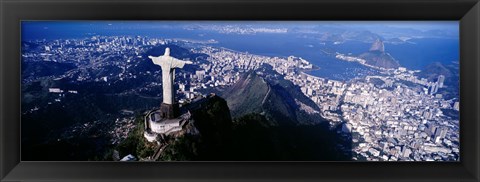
left=143, top=109, right=189, bottom=142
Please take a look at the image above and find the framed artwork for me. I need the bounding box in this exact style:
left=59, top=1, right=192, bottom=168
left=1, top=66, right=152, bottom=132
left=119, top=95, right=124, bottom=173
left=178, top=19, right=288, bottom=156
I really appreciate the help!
left=1, top=0, right=479, bottom=181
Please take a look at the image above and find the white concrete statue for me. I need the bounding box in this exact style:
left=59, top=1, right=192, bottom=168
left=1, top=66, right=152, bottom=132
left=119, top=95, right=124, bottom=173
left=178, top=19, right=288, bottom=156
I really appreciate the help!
left=148, top=48, right=192, bottom=105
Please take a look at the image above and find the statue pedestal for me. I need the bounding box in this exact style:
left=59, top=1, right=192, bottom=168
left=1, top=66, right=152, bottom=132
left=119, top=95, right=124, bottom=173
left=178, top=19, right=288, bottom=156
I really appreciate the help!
left=160, top=103, right=179, bottom=119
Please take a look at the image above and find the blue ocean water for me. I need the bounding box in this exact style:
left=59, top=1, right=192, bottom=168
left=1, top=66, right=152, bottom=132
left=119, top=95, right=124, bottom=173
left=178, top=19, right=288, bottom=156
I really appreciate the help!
left=22, top=21, right=459, bottom=80
left=214, top=35, right=459, bottom=80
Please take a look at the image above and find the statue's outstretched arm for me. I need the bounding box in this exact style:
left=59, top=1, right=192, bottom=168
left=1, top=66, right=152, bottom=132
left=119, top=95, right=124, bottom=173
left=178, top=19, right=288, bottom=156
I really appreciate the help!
left=171, top=58, right=193, bottom=68
left=148, top=55, right=169, bottom=67
left=148, top=56, right=159, bottom=64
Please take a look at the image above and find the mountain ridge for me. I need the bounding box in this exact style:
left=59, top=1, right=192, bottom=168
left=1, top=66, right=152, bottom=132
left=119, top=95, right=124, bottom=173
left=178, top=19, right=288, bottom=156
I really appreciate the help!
left=222, top=68, right=326, bottom=126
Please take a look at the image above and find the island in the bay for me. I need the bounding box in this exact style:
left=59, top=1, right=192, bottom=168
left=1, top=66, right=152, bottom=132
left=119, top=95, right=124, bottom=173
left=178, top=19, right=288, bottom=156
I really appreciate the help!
left=21, top=21, right=460, bottom=161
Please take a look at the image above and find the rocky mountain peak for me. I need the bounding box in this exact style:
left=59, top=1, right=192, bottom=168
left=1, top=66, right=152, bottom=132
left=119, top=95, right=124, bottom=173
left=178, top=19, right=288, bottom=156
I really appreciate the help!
left=369, top=39, right=385, bottom=52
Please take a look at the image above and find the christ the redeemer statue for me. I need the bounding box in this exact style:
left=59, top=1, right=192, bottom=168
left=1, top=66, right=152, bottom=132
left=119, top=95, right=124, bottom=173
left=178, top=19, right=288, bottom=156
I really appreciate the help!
left=149, top=47, right=192, bottom=119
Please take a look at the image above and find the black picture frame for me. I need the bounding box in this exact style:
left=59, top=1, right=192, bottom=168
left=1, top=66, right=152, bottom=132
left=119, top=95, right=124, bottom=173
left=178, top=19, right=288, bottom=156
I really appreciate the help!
left=1, top=0, right=479, bottom=181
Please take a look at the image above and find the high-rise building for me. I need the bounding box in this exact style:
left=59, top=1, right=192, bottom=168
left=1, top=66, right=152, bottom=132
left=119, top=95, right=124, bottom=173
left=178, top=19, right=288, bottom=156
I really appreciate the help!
left=437, top=75, right=445, bottom=88
left=434, top=127, right=448, bottom=143
left=426, top=123, right=437, bottom=136
left=435, top=127, right=448, bottom=139
left=429, top=83, right=438, bottom=95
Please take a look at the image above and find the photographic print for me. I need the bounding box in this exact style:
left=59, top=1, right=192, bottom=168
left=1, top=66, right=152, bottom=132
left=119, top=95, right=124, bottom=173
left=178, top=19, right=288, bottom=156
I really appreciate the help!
left=21, top=21, right=460, bottom=161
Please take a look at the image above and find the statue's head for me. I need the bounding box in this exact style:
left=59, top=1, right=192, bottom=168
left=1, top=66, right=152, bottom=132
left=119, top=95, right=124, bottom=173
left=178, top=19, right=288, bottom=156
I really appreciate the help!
left=164, top=47, right=170, bottom=56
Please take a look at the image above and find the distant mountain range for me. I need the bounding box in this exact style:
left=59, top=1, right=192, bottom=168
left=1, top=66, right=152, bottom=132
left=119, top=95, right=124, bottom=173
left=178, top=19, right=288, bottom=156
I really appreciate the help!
left=315, top=30, right=383, bottom=43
